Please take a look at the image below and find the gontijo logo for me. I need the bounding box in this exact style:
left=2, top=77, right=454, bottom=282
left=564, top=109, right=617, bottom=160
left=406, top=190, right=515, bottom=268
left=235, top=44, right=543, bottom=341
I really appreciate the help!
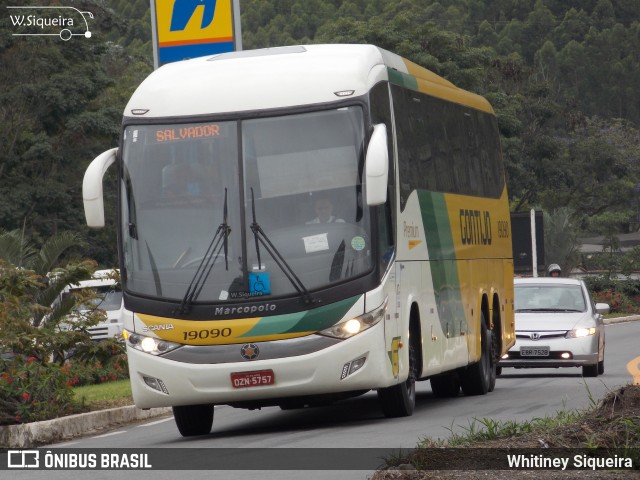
left=6, top=6, right=93, bottom=41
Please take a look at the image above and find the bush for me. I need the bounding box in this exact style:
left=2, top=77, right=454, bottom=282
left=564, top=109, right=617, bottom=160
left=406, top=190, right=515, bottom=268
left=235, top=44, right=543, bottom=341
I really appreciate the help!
left=62, top=352, right=129, bottom=387
left=0, top=356, right=86, bottom=425
left=0, top=262, right=129, bottom=425
left=585, top=276, right=640, bottom=314
left=591, top=288, right=629, bottom=313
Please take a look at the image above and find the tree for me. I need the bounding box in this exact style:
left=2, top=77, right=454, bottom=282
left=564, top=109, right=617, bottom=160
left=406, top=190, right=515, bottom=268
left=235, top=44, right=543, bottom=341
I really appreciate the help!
left=0, top=229, right=93, bottom=327
left=543, top=208, right=582, bottom=275
left=588, top=211, right=630, bottom=279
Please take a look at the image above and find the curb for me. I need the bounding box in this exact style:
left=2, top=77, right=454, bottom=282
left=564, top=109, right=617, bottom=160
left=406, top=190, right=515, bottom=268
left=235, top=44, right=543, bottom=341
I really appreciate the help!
left=603, top=314, right=640, bottom=324
left=0, top=405, right=172, bottom=448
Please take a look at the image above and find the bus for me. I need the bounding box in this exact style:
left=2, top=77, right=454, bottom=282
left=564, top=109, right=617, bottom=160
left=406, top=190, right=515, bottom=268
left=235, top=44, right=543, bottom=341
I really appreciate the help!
left=83, top=44, right=515, bottom=437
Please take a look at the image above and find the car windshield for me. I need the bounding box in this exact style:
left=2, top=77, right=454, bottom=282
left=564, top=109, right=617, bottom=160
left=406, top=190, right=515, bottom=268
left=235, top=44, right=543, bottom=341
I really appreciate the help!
left=515, top=284, right=587, bottom=312
left=120, top=107, right=372, bottom=304
left=70, top=286, right=123, bottom=312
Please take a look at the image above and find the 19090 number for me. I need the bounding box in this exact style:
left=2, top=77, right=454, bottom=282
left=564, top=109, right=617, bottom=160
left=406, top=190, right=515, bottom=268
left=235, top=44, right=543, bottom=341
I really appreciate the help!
left=183, top=328, right=232, bottom=341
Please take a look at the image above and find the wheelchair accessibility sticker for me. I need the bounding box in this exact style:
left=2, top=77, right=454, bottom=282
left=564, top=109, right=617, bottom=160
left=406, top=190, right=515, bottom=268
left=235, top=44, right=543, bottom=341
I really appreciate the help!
left=6, top=6, right=93, bottom=41
left=153, top=0, right=236, bottom=65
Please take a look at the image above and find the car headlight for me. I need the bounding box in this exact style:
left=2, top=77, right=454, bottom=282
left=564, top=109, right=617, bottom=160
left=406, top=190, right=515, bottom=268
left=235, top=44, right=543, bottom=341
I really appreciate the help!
left=566, top=327, right=597, bottom=338
left=124, top=330, right=181, bottom=355
left=318, top=297, right=387, bottom=339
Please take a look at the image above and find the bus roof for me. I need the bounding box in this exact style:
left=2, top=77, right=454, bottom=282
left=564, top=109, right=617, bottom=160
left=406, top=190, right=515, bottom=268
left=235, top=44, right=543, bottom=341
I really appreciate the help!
left=125, top=44, right=493, bottom=119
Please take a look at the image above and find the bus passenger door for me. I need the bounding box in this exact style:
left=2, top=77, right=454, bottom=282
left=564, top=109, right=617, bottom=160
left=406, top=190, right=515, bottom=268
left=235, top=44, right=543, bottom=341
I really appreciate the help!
left=384, top=266, right=401, bottom=381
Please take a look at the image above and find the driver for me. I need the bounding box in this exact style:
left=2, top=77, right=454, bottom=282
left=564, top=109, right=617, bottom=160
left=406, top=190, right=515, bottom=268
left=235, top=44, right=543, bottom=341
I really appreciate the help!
left=306, top=196, right=345, bottom=224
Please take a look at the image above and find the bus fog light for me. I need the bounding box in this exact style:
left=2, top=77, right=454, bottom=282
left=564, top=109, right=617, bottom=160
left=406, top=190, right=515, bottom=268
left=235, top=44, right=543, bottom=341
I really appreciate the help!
left=340, top=355, right=367, bottom=380
left=143, top=376, right=169, bottom=394
left=349, top=356, right=366, bottom=374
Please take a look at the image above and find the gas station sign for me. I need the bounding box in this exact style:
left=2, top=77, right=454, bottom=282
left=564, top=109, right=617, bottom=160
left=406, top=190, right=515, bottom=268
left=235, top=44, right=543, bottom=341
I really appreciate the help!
left=151, top=0, right=241, bottom=68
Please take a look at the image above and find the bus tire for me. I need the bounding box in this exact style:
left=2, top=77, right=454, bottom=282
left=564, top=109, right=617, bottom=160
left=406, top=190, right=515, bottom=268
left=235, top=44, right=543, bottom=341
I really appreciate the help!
left=377, top=331, right=417, bottom=417
left=173, top=404, right=214, bottom=437
left=488, top=325, right=498, bottom=392
left=430, top=372, right=460, bottom=398
left=460, top=315, right=494, bottom=396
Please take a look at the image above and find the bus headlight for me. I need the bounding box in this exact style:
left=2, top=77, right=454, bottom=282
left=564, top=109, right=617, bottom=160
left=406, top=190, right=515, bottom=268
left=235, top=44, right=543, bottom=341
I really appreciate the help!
left=125, top=330, right=181, bottom=355
left=318, top=297, right=387, bottom=339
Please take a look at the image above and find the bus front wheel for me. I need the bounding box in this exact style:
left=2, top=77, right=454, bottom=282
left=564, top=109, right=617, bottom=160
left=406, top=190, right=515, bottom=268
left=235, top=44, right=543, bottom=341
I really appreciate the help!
left=173, top=404, right=214, bottom=437
left=377, top=332, right=417, bottom=417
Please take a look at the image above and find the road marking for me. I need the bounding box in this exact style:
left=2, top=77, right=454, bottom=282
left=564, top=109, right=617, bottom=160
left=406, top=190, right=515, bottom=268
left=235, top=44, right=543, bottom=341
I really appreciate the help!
left=627, top=355, right=640, bottom=385
left=93, top=431, right=126, bottom=439
left=137, top=417, right=173, bottom=427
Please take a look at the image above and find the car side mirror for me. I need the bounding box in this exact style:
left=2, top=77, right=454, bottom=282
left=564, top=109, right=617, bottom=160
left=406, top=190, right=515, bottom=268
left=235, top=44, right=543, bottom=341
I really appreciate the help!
left=595, top=303, right=610, bottom=315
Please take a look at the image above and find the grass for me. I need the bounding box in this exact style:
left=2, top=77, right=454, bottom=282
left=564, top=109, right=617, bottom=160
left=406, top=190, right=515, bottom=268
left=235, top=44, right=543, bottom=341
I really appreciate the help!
left=380, top=383, right=640, bottom=474
left=72, top=379, right=133, bottom=410
left=419, top=409, right=584, bottom=448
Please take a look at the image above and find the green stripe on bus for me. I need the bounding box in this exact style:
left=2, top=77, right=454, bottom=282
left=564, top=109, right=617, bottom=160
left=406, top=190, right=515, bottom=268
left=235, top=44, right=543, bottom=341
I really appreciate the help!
left=239, top=295, right=361, bottom=337
left=388, top=68, right=418, bottom=91
left=418, top=190, right=466, bottom=336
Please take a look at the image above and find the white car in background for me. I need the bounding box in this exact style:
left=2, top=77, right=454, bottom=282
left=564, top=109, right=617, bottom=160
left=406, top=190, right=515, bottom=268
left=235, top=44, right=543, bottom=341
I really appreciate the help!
left=58, top=269, right=124, bottom=340
left=499, top=277, right=609, bottom=377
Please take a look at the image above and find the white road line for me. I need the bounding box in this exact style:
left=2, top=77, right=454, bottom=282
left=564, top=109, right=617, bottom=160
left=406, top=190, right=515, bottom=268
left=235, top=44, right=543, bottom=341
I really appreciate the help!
left=93, top=431, right=126, bottom=439
left=137, top=417, right=173, bottom=427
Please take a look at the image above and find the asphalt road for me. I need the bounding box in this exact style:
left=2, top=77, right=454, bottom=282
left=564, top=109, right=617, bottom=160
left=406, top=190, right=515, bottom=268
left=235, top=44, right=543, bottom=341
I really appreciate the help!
left=10, top=319, right=640, bottom=480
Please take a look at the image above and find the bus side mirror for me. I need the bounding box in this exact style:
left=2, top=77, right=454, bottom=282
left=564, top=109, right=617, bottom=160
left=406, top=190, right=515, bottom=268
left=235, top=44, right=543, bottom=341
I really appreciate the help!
left=365, top=124, right=389, bottom=206
left=83, top=148, right=117, bottom=228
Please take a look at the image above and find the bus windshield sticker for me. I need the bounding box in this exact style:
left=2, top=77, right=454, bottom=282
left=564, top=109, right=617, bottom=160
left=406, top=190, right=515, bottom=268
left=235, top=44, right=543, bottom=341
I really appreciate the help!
left=303, top=233, right=329, bottom=253
left=249, top=272, right=271, bottom=296
left=351, top=236, right=366, bottom=251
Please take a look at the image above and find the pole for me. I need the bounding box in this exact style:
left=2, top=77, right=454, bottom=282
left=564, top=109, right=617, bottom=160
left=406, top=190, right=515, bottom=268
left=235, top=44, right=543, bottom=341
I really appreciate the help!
left=531, top=209, right=538, bottom=277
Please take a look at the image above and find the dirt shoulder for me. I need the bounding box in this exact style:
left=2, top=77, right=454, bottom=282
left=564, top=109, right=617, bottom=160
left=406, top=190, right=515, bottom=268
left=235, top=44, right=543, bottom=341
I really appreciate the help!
left=372, top=384, right=640, bottom=479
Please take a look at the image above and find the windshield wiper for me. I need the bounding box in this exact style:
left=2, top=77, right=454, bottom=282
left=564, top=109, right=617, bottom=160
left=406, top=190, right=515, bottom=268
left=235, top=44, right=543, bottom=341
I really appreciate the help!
left=249, top=188, right=316, bottom=305
left=177, top=188, right=231, bottom=314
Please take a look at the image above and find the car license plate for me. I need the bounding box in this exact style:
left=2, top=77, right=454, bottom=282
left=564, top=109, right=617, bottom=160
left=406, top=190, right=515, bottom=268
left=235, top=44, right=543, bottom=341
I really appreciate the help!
left=520, top=346, right=550, bottom=357
left=230, top=370, right=275, bottom=388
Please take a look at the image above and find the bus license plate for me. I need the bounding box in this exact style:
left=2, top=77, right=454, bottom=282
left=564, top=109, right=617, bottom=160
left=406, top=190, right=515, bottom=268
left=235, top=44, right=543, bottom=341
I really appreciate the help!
left=520, top=346, right=549, bottom=357
left=231, top=370, right=275, bottom=388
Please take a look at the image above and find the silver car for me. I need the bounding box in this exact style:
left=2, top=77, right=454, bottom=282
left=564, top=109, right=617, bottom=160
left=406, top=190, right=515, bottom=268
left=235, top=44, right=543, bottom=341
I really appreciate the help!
left=499, top=277, right=609, bottom=377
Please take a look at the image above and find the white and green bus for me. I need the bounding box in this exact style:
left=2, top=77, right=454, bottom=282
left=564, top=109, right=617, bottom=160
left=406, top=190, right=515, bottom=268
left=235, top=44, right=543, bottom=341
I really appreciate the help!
left=83, top=44, right=515, bottom=437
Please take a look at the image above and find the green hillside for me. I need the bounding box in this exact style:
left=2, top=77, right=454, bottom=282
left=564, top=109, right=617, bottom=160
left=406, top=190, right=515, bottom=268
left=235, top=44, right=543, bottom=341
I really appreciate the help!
left=1, top=0, right=639, bottom=266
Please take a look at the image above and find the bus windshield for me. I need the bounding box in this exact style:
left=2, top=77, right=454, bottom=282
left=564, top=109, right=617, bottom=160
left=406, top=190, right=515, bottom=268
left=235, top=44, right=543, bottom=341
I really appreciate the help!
left=121, top=106, right=372, bottom=304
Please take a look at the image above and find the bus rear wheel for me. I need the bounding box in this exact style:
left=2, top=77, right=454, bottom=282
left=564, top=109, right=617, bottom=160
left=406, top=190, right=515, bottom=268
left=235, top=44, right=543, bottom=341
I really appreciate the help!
left=378, top=333, right=417, bottom=417
left=460, top=315, right=494, bottom=396
left=173, top=404, right=214, bottom=437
